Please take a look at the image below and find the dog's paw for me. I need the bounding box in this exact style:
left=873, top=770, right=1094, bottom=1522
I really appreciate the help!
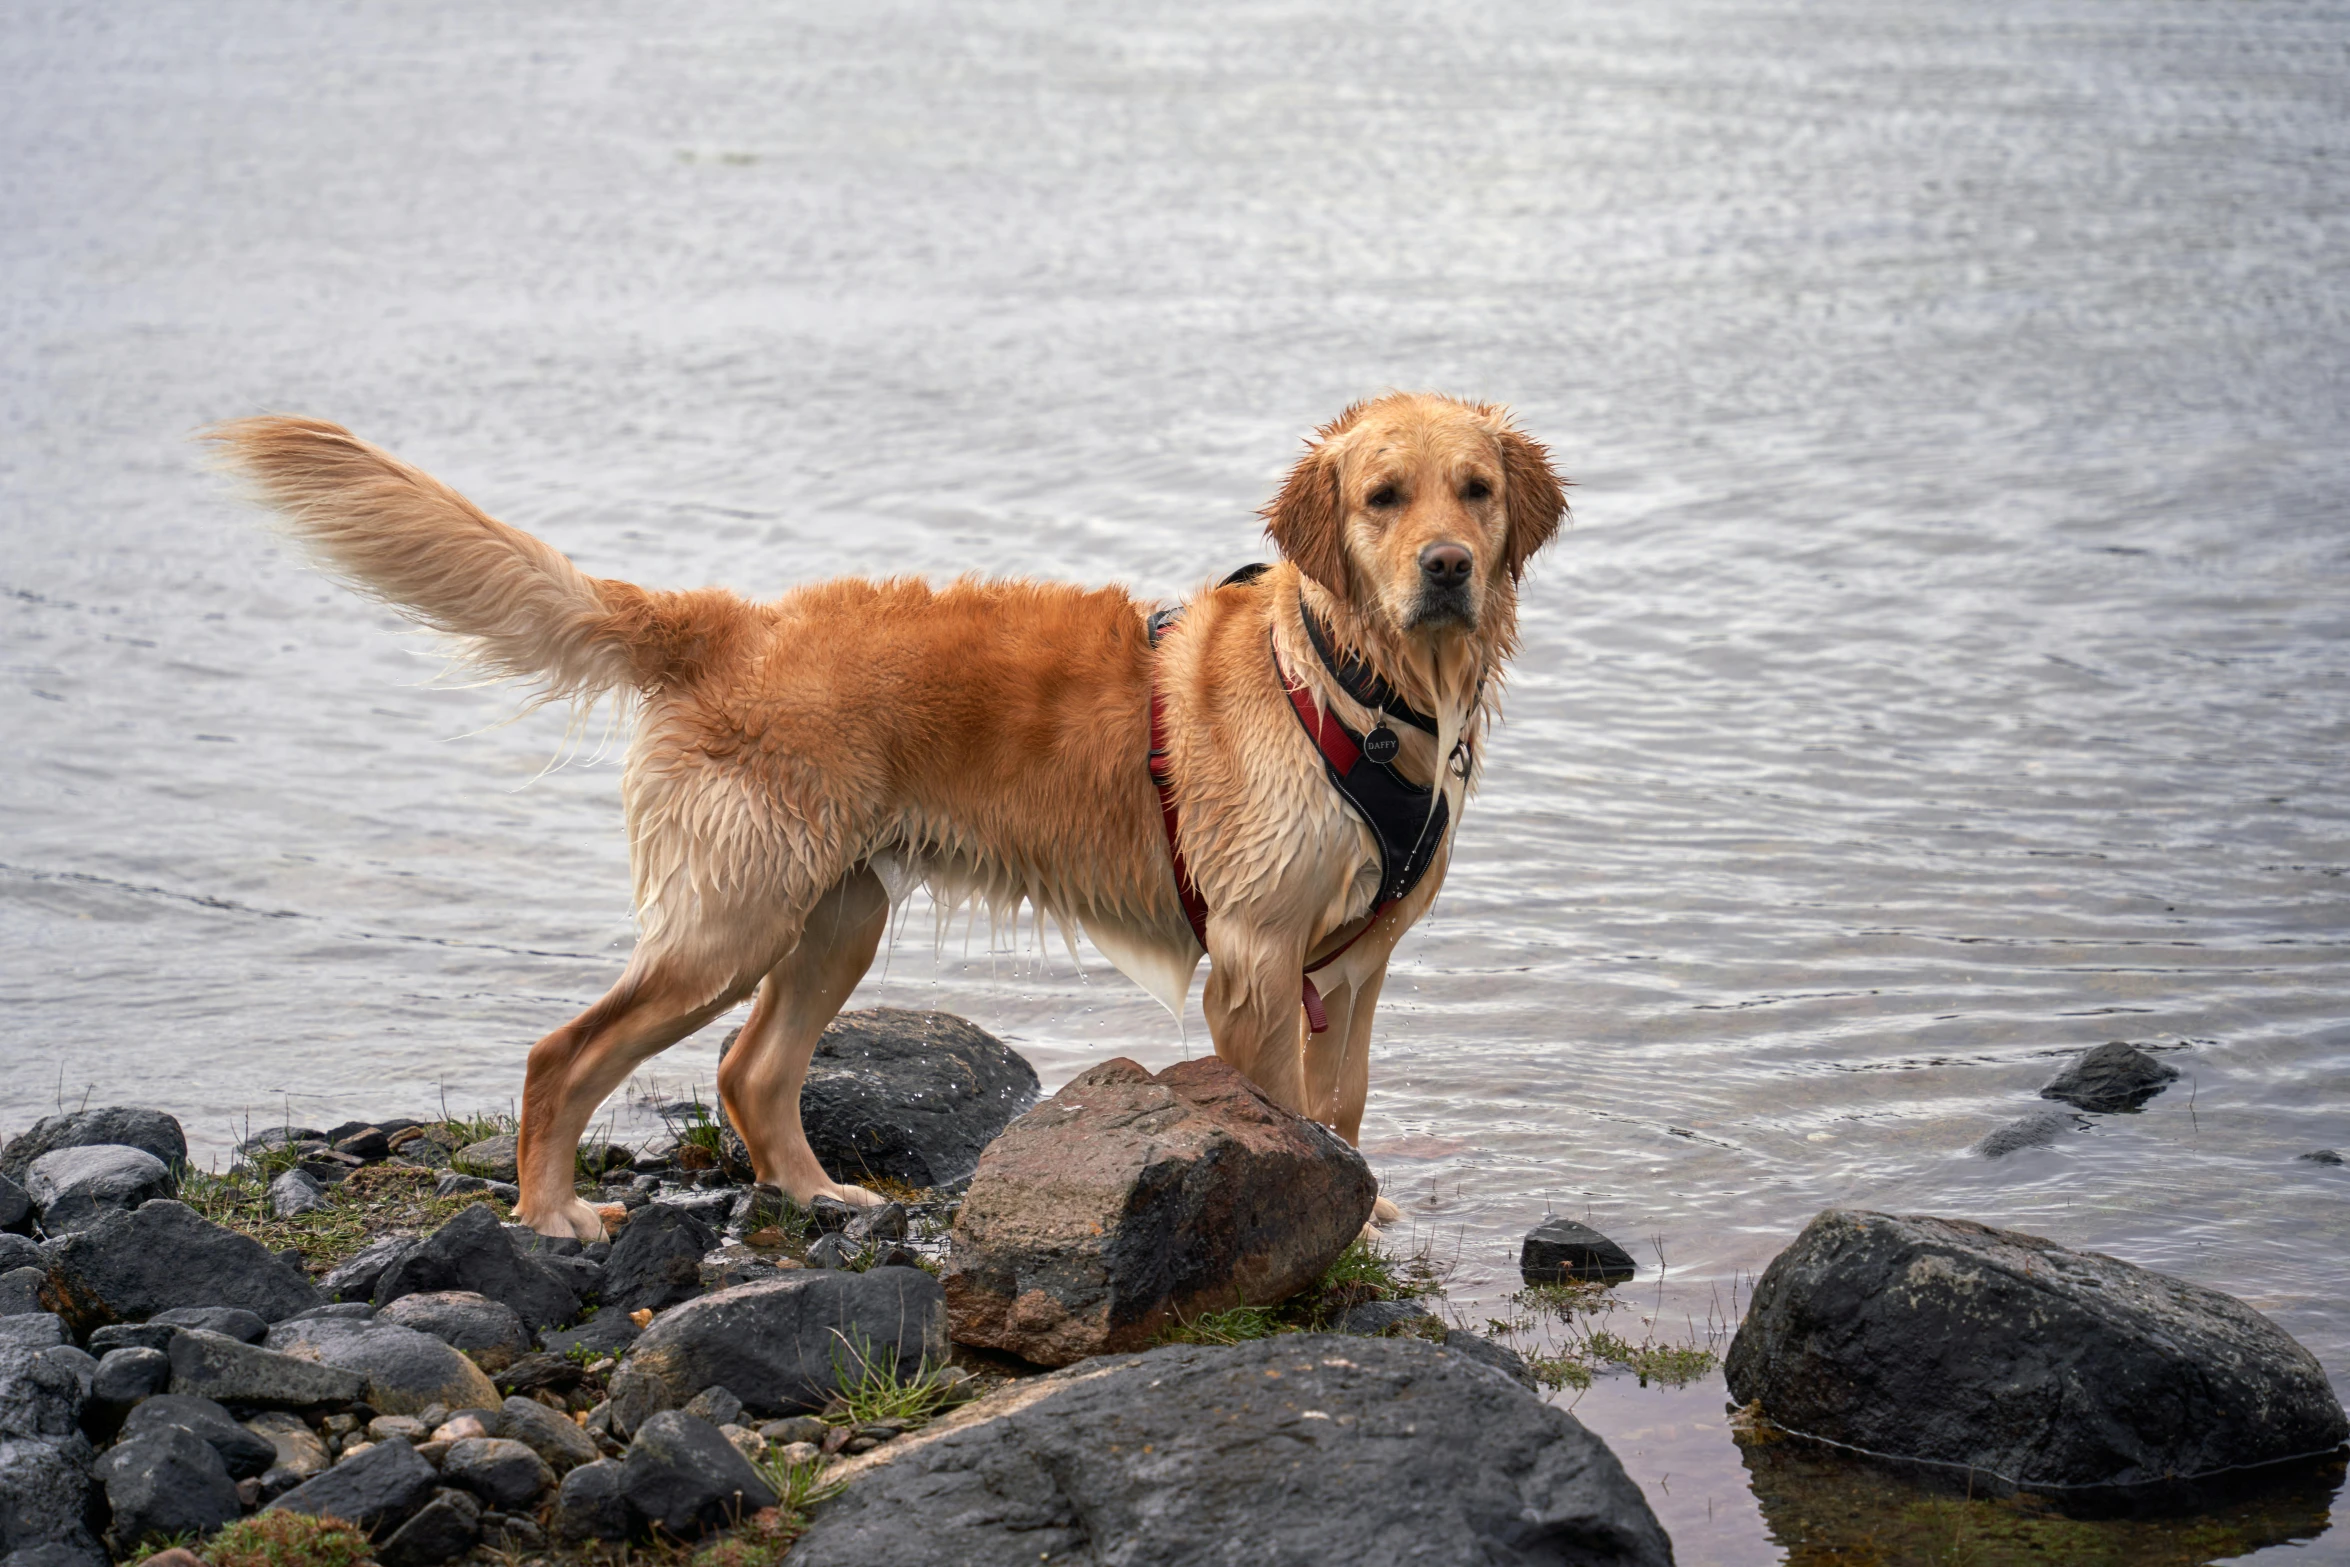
left=822, top=1182, right=889, bottom=1209
left=1357, top=1220, right=1387, bottom=1246
left=1371, top=1195, right=1403, bottom=1226
left=518, top=1196, right=608, bottom=1242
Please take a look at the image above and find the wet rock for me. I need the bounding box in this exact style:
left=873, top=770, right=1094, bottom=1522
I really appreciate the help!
left=790, top=1333, right=1670, bottom=1566
left=240, top=1412, right=330, bottom=1482
left=375, top=1488, right=478, bottom=1567
left=266, top=1437, right=438, bottom=1537
left=40, top=1202, right=319, bottom=1334
left=318, top=1236, right=417, bottom=1304
left=1972, top=1107, right=2077, bottom=1158
left=681, top=1386, right=742, bottom=1428
left=625, top=1267, right=945, bottom=1416
left=2040, top=1041, right=2181, bottom=1114
left=496, top=1395, right=598, bottom=1473
left=91, top=1347, right=171, bottom=1407
left=844, top=1202, right=909, bottom=1244
left=441, top=1437, right=554, bottom=1510
left=268, top=1170, right=329, bottom=1219
left=167, top=1330, right=363, bottom=1408
left=98, top=1428, right=241, bottom=1549
left=371, top=1205, right=578, bottom=1330
left=1439, top=1329, right=1538, bottom=1390
left=451, top=1138, right=517, bottom=1185
left=431, top=1172, right=518, bottom=1203
left=1520, top=1217, right=1639, bottom=1285
left=756, top=1415, right=826, bottom=1446
left=1329, top=1298, right=1443, bottom=1338
left=0, top=1309, right=63, bottom=1349
left=552, top=1458, right=631, bottom=1543
left=945, top=1057, right=1375, bottom=1366
left=0, top=1435, right=103, bottom=1567
left=804, top=1194, right=855, bottom=1234
left=264, top=1318, right=500, bottom=1416
left=602, top=1366, right=677, bottom=1442
left=0, top=1174, right=31, bottom=1235
left=538, top=1312, right=638, bottom=1360
left=2296, top=1149, right=2343, bottom=1166
left=802, top=1234, right=857, bottom=1272
left=0, top=1236, right=39, bottom=1277
left=86, top=1325, right=174, bottom=1356
left=1725, top=1209, right=2350, bottom=1488
left=1, top=1110, right=185, bottom=1184
left=377, top=1292, right=530, bottom=1371
left=123, top=1396, right=277, bottom=1478
left=769, top=1008, right=1041, bottom=1189
left=620, top=1411, right=778, bottom=1538
left=492, top=1352, right=585, bottom=1398
left=597, top=1204, right=718, bottom=1316
left=150, top=1307, right=266, bottom=1345
left=24, top=1147, right=175, bottom=1234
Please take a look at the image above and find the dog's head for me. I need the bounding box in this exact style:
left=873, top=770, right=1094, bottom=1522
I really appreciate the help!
left=1261, top=393, right=1566, bottom=639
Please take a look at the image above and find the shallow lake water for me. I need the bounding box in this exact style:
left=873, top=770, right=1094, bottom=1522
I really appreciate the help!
left=5, top=2, right=2348, bottom=1560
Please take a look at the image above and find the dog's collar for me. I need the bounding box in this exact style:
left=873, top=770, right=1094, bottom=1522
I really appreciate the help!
left=1295, top=595, right=1442, bottom=738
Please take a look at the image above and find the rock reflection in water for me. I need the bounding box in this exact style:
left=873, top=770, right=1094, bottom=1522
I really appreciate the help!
left=1736, top=1427, right=2344, bottom=1567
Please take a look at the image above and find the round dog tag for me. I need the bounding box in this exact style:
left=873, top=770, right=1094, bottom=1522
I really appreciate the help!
left=1362, top=725, right=1401, bottom=765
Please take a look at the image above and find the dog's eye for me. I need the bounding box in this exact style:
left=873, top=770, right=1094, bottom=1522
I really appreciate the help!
left=1366, top=486, right=1400, bottom=509
left=1461, top=479, right=1492, bottom=502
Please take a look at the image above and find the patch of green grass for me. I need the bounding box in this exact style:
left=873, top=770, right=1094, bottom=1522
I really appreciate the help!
left=179, top=1164, right=507, bottom=1275
left=821, top=1334, right=977, bottom=1428
left=1154, top=1303, right=1288, bottom=1347
left=202, top=1512, right=373, bottom=1567
left=1524, top=1350, right=1597, bottom=1393
left=1583, top=1328, right=1718, bottom=1388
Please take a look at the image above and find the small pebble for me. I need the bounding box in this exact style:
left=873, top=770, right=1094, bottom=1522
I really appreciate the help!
left=369, top=1414, right=430, bottom=1443
left=719, top=1423, right=766, bottom=1462
left=759, top=1416, right=828, bottom=1446
left=416, top=1439, right=452, bottom=1467
left=432, top=1414, right=492, bottom=1442
left=337, top=1440, right=376, bottom=1463
left=775, top=1440, right=821, bottom=1466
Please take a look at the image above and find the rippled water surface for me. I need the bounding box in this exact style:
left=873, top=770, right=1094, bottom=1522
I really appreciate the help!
left=6, top=2, right=2348, bottom=1560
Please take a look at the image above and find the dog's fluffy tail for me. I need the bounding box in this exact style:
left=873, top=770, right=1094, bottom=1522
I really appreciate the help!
left=208, top=416, right=724, bottom=706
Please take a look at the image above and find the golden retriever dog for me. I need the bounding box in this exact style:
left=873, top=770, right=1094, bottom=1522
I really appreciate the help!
left=210, top=393, right=1565, bottom=1239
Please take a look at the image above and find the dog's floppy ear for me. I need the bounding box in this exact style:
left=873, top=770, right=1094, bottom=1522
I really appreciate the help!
left=1261, top=408, right=1362, bottom=601
left=1487, top=410, right=1568, bottom=585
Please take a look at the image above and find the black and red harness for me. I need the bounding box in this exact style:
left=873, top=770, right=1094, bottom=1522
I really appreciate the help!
left=1146, top=566, right=1468, bottom=1032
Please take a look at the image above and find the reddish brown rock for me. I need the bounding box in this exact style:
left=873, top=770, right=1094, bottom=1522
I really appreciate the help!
left=942, top=1057, right=1375, bottom=1366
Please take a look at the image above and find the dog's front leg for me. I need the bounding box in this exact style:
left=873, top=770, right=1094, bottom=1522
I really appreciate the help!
left=1301, top=960, right=1404, bottom=1230
left=1201, top=919, right=1313, bottom=1116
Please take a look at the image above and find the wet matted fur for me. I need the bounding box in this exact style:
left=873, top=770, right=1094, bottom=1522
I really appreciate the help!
left=209, top=394, right=1566, bottom=1238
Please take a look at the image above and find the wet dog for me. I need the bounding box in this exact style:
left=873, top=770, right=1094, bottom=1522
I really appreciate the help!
left=212, top=393, right=1565, bottom=1237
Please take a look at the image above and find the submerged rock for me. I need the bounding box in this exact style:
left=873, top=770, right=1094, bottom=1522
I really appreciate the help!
left=1972, top=1107, right=2077, bottom=1158
left=1521, top=1217, right=1639, bottom=1285
left=790, top=1333, right=1671, bottom=1567
left=0, top=1109, right=186, bottom=1183
left=624, top=1268, right=944, bottom=1416
left=2040, top=1042, right=2181, bottom=1114
left=40, top=1202, right=318, bottom=1334
left=944, top=1057, right=1375, bottom=1367
left=780, top=1008, right=1041, bottom=1189
left=1724, top=1209, right=2350, bottom=1489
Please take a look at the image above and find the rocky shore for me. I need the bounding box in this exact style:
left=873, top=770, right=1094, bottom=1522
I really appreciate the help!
left=2, top=1020, right=2343, bottom=1567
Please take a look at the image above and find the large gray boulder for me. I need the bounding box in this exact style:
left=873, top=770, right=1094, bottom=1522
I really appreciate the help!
left=23, top=1148, right=175, bottom=1235
left=596, top=1204, right=718, bottom=1317
left=1724, top=1210, right=2350, bottom=1488
left=772, top=1008, right=1040, bottom=1189
left=1, top=1110, right=185, bottom=1184
left=376, top=1291, right=530, bottom=1370
left=95, top=1428, right=241, bottom=1549
left=263, top=1318, right=500, bottom=1416
left=0, top=1437, right=102, bottom=1567
left=39, top=1202, right=318, bottom=1334
left=167, top=1330, right=363, bottom=1409
left=945, top=1057, right=1375, bottom=1366
left=371, top=1205, right=577, bottom=1330
left=790, top=1333, right=1672, bottom=1566
left=623, top=1267, right=945, bottom=1417
left=0, top=1345, right=92, bottom=1445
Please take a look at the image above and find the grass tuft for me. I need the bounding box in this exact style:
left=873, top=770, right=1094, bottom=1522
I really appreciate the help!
left=821, top=1332, right=976, bottom=1428
left=202, top=1512, right=372, bottom=1567
left=1153, top=1235, right=1444, bottom=1347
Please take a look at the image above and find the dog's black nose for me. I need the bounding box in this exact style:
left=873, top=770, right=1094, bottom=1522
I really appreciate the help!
left=1419, top=543, right=1473, bottom=587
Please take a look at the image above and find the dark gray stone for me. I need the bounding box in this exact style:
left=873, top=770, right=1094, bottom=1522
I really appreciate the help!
left=491, top=1352, right=585, bottom=1398
left=0, top=1176, right=30, bottom=1235
left=319, top=1235, right=419, bottom=1304
left=376, top=1488, right=479, bottom=1567
left=377, top=1292, right=530, bottom=1369
left=1521, top=1217, right=1639, bottom=1285
left=167, top=1330, right=364, bottom=1408
left=97, top=1428, right=241, bottom=1548
left=538, top=1312, right=637, bottom=1360
left=790, top=1333, right=1670, bottom=1567
left=0, top=1345, right=91, bottom=1443
left=624, top=1267, right=945, bottom=1416
left=0, top=1317, right=64, bottom=1353
left=262, top=1318, right=500, bottom=1417
left=495, top=1395, right=599, bottom=1474
left=90, top=1348, right=171, bottom=1408
left=803, top=1233, right=857, bottom=1271
left=86, top=1325, right=175, bottom=1356
left=151, top=1307, right=267, bottom=1345
left=23, top=1148, right=175, bottom=1235
left=479, top=1514, right=545, bottom=1553
left=241, top=1412, right=330, bottom=1483
left=844, top=1202, right=908, bottom=1244
left=1972, top=1106, right=2077, bottom=1158
left=2040, top=1041, right=2181, bottom=1114
left=451, top=1137, right=517, bottom=1184
left=431, top=1173, right=518, bottom=1203
left=334, top=1129, right=393, bottom=1163
left=762, top=1008, right=1040, bottom=1189
left=281, top=1302, right=375, bottom=1326
left=0, top=1437, right=101, bottom=1567
left=619, top=1411, right=777, bottom=1538
left=38, top=1202, right=319, bottom=1334
left=597, top=1204, right=717, bottom=1316
left=2, top=1542, right=106, bottom=1567
left=1329, top=1298, right=1442, bottom=1337
left=238, top=1127, right=326, bottom=1154
left=602, top=1366, right=677, bottom=1442
left=123, top=1395, right=278, bottom=1479
left=269, top=1169, right=329, bottom=1219
left=1, top=1111, right=185, bottom=1183
left=681, top=1386, right=742, bottom=1428
left=1724, top=1209, right=2350, bottom=1488
left=266, top=1437, right=439, bottom=1537
left=372, top=1206, right=578, bottom=1330
left=441, top=1437, right=554, bottom=1510
left=0, top=1272, right=46, bottom=1321
left=0, top=1237, right=42, bottom=1277
left=551, top=1458, right=630, bottom=1543
left=2296, top=1149, right=2343, bottom=1166
left=533, top=1251, right=604, bottom=1303
left=1438, top=1330, right=1538, bottom=1390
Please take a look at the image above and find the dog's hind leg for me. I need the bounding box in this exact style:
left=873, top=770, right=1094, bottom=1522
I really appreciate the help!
left=514, top=953, right=763, bottom=1239
left=717, top=866, right=893, bottom=1208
